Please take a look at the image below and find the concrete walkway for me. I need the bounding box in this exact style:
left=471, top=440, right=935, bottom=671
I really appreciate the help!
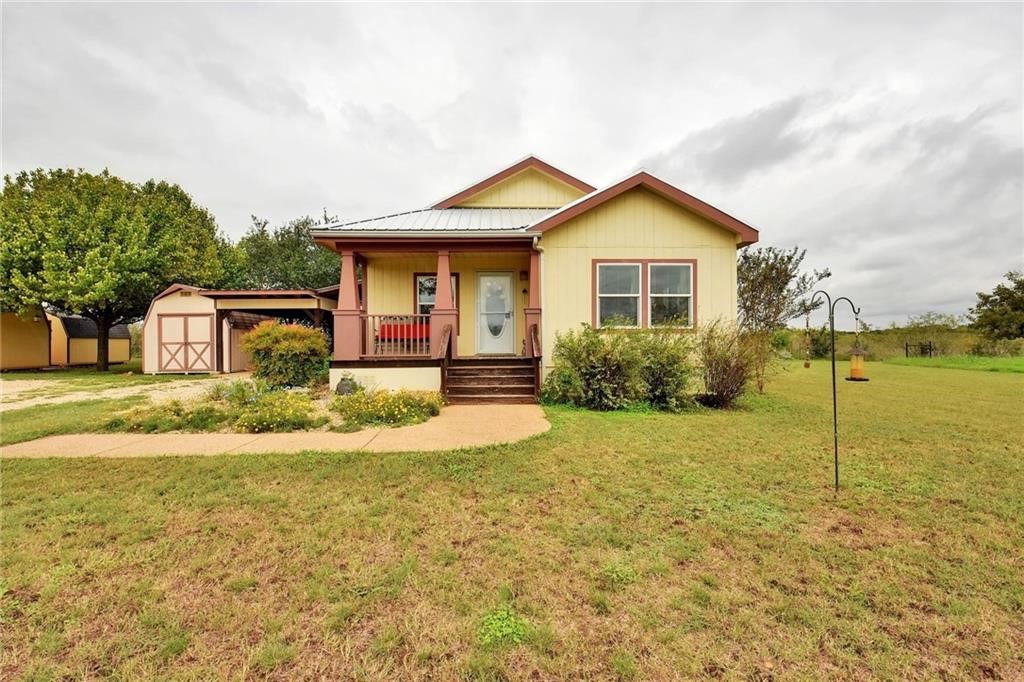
left=0, top=405, right=550, bottom=458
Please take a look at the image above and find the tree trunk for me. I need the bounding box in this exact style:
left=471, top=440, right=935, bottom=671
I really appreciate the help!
left=96, top=314, right=111, bottom=372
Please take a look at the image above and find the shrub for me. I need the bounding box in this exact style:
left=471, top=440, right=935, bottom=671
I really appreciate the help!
left=632, top=329, right=694, bottom=411
left=696, top=321, right=751, bottom=408
left=241, top=321, right=329, bottom=388
left=235, top=391, right=325, bottom=433
left=332, top=389, right=445, bottom=427
left=969, top=337, right=1024, bottom=357
left=541, top=325, right=645, bottom=410
left=107, top=399, right=233, bottom=433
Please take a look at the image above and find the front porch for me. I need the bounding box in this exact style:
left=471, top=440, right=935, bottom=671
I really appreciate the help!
left=326, top=240, right=543, bottom=401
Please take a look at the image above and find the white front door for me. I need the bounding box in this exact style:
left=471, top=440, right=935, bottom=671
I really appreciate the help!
left=477, top=273, right=515, bottom=354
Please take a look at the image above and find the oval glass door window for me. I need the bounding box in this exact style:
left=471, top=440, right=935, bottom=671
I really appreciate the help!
left=477, top=273, right=515, bottom=354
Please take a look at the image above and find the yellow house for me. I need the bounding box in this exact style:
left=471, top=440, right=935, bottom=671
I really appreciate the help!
left=0, top=308, right=51, bottom=370
left=47, top=314, right=131, bottom=366
left=310, top=156, right=760, bottom=403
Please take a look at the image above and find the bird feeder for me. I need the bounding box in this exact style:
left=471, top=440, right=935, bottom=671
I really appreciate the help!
left=846, top=342, right=869, bottom=382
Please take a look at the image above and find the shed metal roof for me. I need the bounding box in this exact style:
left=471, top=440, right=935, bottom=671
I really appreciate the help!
left=315, top=207, right=553, bottom=234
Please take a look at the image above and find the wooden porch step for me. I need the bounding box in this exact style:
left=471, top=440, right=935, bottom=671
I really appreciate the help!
left=446, top=367, right=535, bottom=378
left=446, top=375, right=535, bottom=387
left=449, top=357, right=533, bottom=367
left=446, top=394, right=538, bottom=405
left=446, top=384, right=536, bottom=396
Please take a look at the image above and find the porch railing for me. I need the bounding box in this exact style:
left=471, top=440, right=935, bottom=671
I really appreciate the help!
left=362, top=314, right=431, bottom=357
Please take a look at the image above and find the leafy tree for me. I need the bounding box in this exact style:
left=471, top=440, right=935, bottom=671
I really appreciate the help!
left=970, top=271, right=1024, bottom=340
left=1, top=169, right=225, bottom=370
left=737, top=246, right=831, bottom=391
left=230, top=213, right=339, bottom=290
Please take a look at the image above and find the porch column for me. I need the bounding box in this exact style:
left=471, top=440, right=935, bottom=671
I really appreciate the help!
left=429, top=250, right=458, bottom=358
left=524, top=248, right=542, bottom=356
left=333, top=249, right=362, bottom=360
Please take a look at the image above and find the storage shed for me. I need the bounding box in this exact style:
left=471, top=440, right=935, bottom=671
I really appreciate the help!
left=142, top=284, right=340, bottom=374
left=47, top=314, right=131, bottom=366
left=0, top=308, right=51, bottom=370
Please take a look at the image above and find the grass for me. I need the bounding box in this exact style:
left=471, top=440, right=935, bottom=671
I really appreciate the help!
left=0, top=397, right=145, bottom=446
left=2, top=362, right=1023, bottom=679
left=885, top=354, right=1024, bottom=373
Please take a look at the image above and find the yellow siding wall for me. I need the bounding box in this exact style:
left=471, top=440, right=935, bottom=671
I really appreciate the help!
left=365, top=252, right=530, bottom=356
left=0, top=312, right=50, bottom=370
left=47, top=313, right=69, bottom=365
left=457, top=168, right=586, bottom=208
left=67, top=338, right=130, bottom=365
left=538, top=187, right=740, bottom=369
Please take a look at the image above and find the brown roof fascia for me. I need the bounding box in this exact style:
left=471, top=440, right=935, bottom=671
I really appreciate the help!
left=432, top=156, right=596, bottom=209
left=527, top=171, right=760, bottom=246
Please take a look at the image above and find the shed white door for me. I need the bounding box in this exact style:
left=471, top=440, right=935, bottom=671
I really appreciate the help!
left=159, top=314, right=214, bottom=372
left=477, top=273, right=514, bottom=354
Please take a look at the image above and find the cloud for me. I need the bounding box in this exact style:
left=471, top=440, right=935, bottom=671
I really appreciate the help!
left=1, top=2, right=1021, bottom=325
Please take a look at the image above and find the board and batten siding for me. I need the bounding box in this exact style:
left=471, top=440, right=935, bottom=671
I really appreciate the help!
left=456, top=168, right=587, bottom=208
left=538, top=186, right=740, bottom=370
left=365, top=251, right=530, bottom=357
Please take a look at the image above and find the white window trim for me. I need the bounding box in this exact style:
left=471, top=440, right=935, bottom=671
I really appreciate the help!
left=647, top=263, right=693, bottom=329
left=596, top=262, right=642, bottom=328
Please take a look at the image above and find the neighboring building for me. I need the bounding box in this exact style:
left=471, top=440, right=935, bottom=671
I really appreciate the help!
left=307, top=156, right=760, bottom=402
left=0, top=308, right=51, bottom=370
left=47, top=314, right=131, bottom=366
left=141, top=285, right=339, bottom=373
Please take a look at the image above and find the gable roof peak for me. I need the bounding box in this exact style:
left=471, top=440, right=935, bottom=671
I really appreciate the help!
left=527, top=169, right=759, bottom=246
left=431, top=155, right=595, bottom=209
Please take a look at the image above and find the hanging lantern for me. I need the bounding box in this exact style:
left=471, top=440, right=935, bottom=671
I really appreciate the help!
left=803, top=314, right=812, bottom=368
left=846, top=342, right=869, bottom=382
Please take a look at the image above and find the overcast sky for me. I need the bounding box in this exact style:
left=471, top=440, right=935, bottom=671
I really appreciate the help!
left=3, top=2, right=1021, bottom=326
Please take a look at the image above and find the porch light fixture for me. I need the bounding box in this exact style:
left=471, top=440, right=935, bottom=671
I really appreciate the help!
left=807, top=290, right=870, bottom=493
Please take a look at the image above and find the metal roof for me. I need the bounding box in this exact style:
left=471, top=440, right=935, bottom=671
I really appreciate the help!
left=54, top=315, right=131, bottom=339
left=314, top=207, right=554, bottom=234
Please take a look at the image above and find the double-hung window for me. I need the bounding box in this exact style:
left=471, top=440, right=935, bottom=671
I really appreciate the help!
left=415, top=274, right=458, bottom=315
left=596, top=263, right=641, bottom=327
left=594, top=259, right=696, bottom=328
left=648, top=263, right=692, bottom=327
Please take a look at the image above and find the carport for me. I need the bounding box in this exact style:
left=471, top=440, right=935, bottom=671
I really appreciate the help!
left=141, top=284, right=340, bottom=373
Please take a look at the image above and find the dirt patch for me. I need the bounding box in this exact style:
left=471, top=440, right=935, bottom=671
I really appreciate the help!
left=0, top=375, right=239, bottom=413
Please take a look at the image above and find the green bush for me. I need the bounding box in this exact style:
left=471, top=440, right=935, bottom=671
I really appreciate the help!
left=541, top=325, right=694, bottom=411
left=633, top=329, right=694, bottom=411
left=332, top=389, right=445, bottom=427
left=241, top=321, right=329, bottom=388
left=541, top=325, right=645, bottom=410
left=235, top=391, right=326, bottom=433
left=969, top=337, right=1024, bottom=357
left=696, top=321, right=751, bottom=408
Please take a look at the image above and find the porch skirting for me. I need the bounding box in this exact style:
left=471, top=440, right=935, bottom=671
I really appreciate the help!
left=330, top=365, right=441, bottom=392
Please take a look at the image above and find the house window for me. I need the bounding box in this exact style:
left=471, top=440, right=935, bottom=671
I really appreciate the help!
left=648, top=263, right=692, bottom=327
left=415, top=274, right=458, bottom=315
left=593, top=259, right=697, bottom=329
left=596, top=263, right=641, bottom=327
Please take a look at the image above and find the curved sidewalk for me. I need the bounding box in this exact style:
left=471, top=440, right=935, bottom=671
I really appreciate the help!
left=1, top=405, right=550, bottom=459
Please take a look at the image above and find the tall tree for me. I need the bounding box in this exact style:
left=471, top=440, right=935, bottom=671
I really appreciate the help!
left=970, top=271, right=1024, bottom=340
left=1, top=169, right=225, bottom=370
left=737, top=246, right=831, bottom=391
left=231, top=214, right=339, bottom=290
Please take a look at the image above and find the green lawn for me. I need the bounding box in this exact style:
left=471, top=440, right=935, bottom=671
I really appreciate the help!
left=1, top=397, right=146, bottom=446
left=885, top=354, right=1024, bottom=373
left=2, top=363, right=1022, bottom=680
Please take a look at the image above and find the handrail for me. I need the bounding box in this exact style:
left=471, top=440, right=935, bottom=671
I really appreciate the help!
left=433, top=323, right=453, bottom=360
left=529, top=323, right=542, bottom=359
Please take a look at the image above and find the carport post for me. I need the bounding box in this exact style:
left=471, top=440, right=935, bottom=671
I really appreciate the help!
left=215, top=309, right=226, bottom=372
